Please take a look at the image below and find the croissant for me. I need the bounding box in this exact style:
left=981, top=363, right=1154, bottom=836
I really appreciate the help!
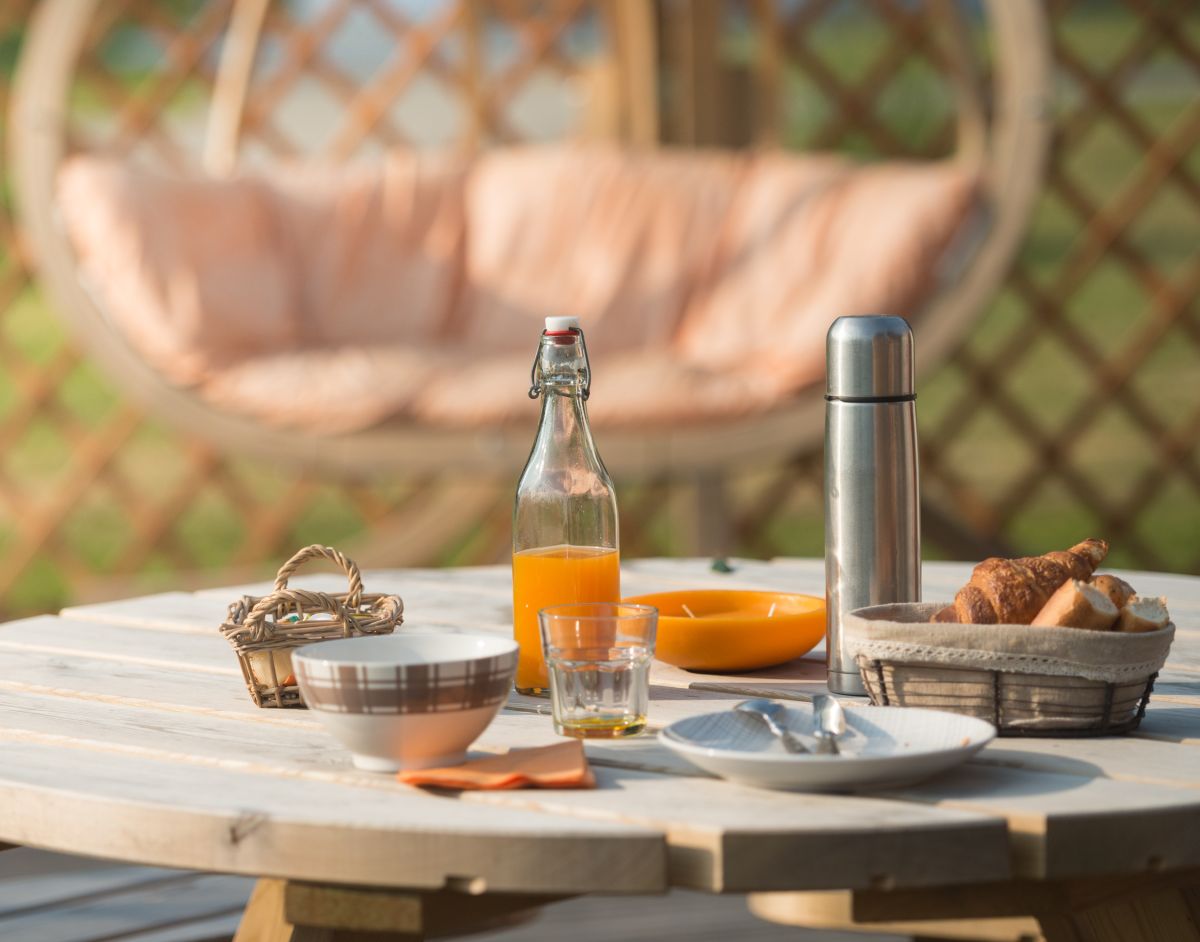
left=939, top=539, right=1109, bottom=625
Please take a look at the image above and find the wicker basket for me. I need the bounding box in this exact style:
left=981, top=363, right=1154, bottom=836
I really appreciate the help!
left=845, top=602, right=1174, bottom=737
left=220, top=545, right=404, bottom=708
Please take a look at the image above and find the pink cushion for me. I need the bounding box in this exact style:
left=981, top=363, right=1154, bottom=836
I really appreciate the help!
left=57, top=147, right=978, bottom=431
left=58, top=158, right=296, bottom=385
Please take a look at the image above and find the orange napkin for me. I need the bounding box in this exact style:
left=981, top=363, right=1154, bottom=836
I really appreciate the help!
left=396, top=740, right=596, bottom=790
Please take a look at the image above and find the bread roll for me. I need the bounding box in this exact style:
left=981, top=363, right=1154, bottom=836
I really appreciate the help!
left=1030, top=579, right=1119, bottom=630
left=931, top=605, right=958, bottom=623
left=1116, top=596, right=1170, bottom=633
left=1090, top=574, right=1135, bottom=610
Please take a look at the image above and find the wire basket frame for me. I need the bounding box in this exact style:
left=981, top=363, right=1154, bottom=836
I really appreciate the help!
left=858, top=657, right=1158, bottom=738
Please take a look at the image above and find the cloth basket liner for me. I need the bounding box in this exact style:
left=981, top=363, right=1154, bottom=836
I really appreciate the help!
left=844, top=602, right=1174, bottom=685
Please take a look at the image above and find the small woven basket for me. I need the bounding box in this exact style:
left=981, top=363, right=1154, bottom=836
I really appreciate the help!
left=845, top=602, right=1174, bottom=737
left=220, top=545, right=403, bottom=708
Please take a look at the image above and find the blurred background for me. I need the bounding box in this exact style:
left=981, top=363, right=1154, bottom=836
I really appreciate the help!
left=0, top=0, right=1196, bottom=619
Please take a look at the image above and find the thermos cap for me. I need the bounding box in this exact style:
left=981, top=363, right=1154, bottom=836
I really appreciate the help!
left=826, top=315, right=914, bottom=400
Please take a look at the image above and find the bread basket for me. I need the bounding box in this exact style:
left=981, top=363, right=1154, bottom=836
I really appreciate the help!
left=845, top=602, right=1174, bottom=736
left=220, top=545, right=404, bottom=708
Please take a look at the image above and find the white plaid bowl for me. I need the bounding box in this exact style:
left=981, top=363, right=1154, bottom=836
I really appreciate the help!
left=293, top=633, right=517, bottom=772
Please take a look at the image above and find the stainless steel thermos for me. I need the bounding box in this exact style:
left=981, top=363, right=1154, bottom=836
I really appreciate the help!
left=824, top=315, right=921, bottom=696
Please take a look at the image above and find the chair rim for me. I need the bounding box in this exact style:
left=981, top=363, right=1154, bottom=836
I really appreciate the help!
left=8, top=0, right=1052, bottom=479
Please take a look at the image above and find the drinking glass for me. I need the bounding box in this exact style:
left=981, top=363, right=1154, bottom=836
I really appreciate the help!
left=538, top=602, right=657, bottom=738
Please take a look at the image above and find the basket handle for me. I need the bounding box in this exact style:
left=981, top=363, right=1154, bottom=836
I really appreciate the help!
left=273, top=545, right=363, bottom=609
left=240, top=588, right=355, bottom=645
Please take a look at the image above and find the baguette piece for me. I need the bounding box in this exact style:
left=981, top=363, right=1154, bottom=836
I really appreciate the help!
left=1090, top=574, right=1136, bottom=610
left=1116, top=596, right=1170, bottom=633
left=1031, top=579, right=1119, bottom=631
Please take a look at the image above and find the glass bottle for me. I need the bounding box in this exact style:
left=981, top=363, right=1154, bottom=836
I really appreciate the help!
left=512, top=316, right=620, bottom=695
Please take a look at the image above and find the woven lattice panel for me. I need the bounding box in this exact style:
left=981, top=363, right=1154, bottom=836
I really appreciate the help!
left=917, top=0, right=1200, bottom=573
left=912, top=0, right=1195, bottom=573
left=0, top=0, right=611, bottom=613
left=0, top=0, right=1196, bottom=619
left=675, top=0, right=1200, bottom=574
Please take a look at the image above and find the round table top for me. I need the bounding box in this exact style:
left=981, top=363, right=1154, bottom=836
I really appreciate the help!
left=0, top=557, right=1197, bottom=897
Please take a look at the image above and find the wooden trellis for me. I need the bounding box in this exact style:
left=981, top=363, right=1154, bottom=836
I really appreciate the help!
left=0, top=0, right=1196, bottom=617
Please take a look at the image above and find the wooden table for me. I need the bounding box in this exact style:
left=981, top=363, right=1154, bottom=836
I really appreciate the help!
left=0, top=558, right=1197, bottom=942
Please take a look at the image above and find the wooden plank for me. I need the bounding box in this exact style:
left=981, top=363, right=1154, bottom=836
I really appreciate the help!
left=259, top=882, right=897, bottom=942
left=463, top=766, right=1011, bottom=894
left=0, top=637, right=760, bottom=740
left=749, top=889, right=1040, bottom=941
left=0, top=682, right=1009, bottom=895
left=1159, top=632, right=1200, bottom=675
left=0, top=662, right=984, bottom=801
left=24, top=630, right=1192, bottom=812
left=0, top=737, right=666, bottom=895
left=664, top=656, right=829, bottom=700
left=0, top=683, right=730, bottom=783
left=483, top=709, right=1200, bottom=886
left=0, top=644, right=757, bottom=747
left=6, top=604, right=833, bottom=710
left=0, top=616, right=237, bottom=673
left=11, top=558, right=1198, bottom=907
left=232, top=878, right=292, bottom=942
left=879, top=763, right=1200, bottom=880
left=1133, top=705, right=1200, bottom=745
left=0, top=650, right=312, bottom=728
left=969, top=730, right=1200, bottom=790
left=757, top=867, right=1200, bottom=942
left=61, top=592, right=228, bottom=634
left=0, top=676, right=988, bottom=817
left=7, top=612, right=1199, bottom=887
left=283, top=880, right=564, bottom=937
left=65, top=579, right=512, bottom=636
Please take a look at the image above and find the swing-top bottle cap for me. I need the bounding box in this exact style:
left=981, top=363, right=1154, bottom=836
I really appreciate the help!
left=545, top=316, right=581, bottom=334
left=531, top=316, right=590, bottom=398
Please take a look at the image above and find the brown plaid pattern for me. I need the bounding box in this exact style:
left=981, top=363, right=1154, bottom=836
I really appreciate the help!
left=295, top=650, right=516, bottom=715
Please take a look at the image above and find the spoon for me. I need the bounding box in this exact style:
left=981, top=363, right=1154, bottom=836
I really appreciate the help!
left=812, top=694, right=846, bottom=755
left=734, top=699, right=809, bottom=754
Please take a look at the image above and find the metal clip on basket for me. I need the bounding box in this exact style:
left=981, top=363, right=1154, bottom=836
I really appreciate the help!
left=220, top=545, right=404, bottom=708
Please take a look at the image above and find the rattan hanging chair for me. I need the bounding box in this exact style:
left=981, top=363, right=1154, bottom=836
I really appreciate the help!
left=9, top=0, right=1050, bottom=491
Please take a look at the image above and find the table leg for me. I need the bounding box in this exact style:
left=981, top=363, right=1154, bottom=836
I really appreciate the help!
left=750, top=868, right=1200, bottom=942
left=233, top=877, right=566, bottom=941
left=234, top=880, right=309, bottom=942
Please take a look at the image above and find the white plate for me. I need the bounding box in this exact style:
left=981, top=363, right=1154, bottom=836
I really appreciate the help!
left=659, top=703, right=995, bottom=792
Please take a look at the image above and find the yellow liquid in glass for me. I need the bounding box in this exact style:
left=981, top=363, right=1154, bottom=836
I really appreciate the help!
left=554, top=713, right=647, bottom=739
left=511, top=544, right=620, bottom=694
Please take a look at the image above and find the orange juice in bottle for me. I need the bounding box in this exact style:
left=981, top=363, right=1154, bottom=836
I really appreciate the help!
left=512, top=317, right=619, bottom=695
left=512, top=545, right=620, bottom=692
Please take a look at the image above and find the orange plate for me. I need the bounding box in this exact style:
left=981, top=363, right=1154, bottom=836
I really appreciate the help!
left=623, top=589, right=825, bottom=673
